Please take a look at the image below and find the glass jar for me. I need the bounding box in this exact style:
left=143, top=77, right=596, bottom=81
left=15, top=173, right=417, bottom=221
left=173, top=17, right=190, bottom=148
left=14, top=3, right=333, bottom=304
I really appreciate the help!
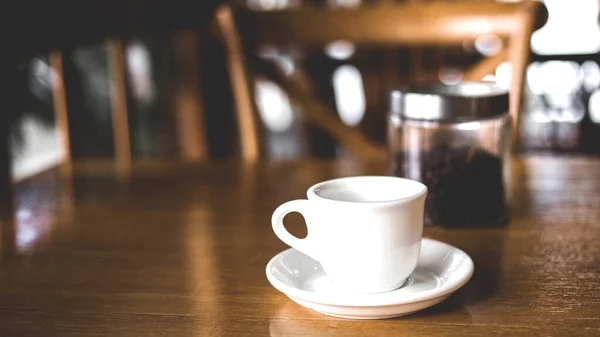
left=388, top=82, right=511, bottom=227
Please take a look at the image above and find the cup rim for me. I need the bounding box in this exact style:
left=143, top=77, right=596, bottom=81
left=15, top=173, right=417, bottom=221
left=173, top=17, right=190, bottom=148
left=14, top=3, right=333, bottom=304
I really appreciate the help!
left=306, top=176, right=427, bottom=206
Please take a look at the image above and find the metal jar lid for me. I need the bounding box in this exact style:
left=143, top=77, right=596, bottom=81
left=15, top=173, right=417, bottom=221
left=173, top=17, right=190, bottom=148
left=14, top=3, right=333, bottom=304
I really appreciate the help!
left=389, top=81, right=509, bottom=122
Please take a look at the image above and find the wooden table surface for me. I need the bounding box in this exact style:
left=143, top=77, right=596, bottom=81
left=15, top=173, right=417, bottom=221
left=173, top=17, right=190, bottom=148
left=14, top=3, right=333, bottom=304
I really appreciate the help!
left=0, top=156, right=599, bottom=336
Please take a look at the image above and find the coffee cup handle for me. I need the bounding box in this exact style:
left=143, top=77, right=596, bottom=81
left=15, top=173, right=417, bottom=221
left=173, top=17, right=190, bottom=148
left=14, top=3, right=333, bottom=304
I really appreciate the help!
left=272, top=200, right=320, bottom=261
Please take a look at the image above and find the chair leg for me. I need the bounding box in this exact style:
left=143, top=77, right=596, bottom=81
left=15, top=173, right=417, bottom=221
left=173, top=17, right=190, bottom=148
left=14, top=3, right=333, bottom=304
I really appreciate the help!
left=0, top=124, right=13, bottom=215
left=50, top=51, right=73, bottom=180
left=49, top=50, right=75, bottom=217
left=107, top=38, right=132, bottom=176
left=0, top=90, right=15, bottom=255
left=0, top=64, right=13, bottom=216
left=216, top=6, right=261, bottom=161
left=463, top=49, right=508, bottom=81
left=508, top=2, right=539, bottom=151
left=172, top=30, right=208, bottom=161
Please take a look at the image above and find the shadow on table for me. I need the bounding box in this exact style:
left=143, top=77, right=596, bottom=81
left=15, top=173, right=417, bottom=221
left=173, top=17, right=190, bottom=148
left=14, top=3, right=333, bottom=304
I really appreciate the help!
left=411, top=230, right=507, bottom=320
left=409, top=292, right=469, bottom=318
left=268, top=297, right=469, bottom=335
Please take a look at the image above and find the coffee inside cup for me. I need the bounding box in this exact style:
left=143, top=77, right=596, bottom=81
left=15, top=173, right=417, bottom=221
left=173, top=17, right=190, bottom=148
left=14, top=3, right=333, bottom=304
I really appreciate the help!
left=313, top=176, right=426, bottom=203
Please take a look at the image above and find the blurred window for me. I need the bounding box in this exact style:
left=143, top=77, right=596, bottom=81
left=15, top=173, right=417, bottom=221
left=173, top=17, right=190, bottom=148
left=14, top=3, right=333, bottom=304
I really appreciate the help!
left=327, top=0, right=360, bottom=8
left=494, top=62, right=512, bottom=90
left=581, top=61, right=600, bottom=93
left=475, top=34, right=503, bottom=56
left=254, top=78, right=294, bottom=132
left=531, top=0, right=600, bottom=55
left=324, top=41, right=356, bottom=61
left=332, top=65, right=366, bottom=127
left=590, top=89, right=600, bottom=123
left=126, top=41, right=155, bottom=104
left=247, top=0, right=291, bottom=11
left=538, top=61, right=580, bottom=100
left=439, top=67, right=463, bottom=85
left=525, top=61, right=585, bottom=124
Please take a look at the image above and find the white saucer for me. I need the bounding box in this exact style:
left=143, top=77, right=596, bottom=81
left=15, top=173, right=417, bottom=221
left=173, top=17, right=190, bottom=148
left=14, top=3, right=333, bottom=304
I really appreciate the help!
left=266, top=238, right=474, bottom=319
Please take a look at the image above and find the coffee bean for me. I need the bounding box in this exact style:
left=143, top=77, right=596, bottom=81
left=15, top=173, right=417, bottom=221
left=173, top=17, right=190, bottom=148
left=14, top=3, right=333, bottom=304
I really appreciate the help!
left=393, top=145, right=507, bottom=227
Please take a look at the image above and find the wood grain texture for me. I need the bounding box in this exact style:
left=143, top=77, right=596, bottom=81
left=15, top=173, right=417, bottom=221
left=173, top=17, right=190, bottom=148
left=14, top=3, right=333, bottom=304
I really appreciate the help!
left=216, top=6, right=260, bottom=161
left=236, top=2, right=547, bottom=47
left=0, top=156, right=598, bottom=336
left=507, top=1, right=539, bottom=150
left=172, top=30, right=209, bottom=161
left=49, top=50, right=72, bottom=180
left=107, top=38, right=132, bottom=176
left=463, top=49, right=508, bottom=81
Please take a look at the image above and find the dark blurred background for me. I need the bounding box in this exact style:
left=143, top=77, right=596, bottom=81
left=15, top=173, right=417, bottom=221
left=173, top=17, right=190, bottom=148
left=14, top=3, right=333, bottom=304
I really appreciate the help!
left=3, top=0, right=600, bottom=181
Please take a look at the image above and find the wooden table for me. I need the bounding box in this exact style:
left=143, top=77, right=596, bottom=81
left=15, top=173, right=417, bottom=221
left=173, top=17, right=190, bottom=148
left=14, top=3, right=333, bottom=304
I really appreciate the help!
left=0, top=156, right=598, bottom=336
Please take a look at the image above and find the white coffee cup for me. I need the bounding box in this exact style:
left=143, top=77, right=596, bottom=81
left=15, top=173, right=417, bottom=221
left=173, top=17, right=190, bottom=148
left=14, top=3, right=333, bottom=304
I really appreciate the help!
left=271, top=176, right=427, bottom=294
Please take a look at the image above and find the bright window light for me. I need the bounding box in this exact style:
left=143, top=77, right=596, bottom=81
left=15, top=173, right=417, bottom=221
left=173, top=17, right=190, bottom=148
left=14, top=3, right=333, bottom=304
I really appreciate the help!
left=531, top=0, right=600, bottom=55
left=254, top=79, right=294, bottom=132
left=332, top=65, right=366, bottom=127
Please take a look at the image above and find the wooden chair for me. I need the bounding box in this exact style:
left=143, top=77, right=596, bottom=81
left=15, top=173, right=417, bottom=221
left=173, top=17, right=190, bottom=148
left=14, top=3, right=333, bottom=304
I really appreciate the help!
left=0, top=1, right=221, bottom=189
left=215, top=1, right=547, bottom=161
left=49, top=32, right=208, bottom=180
left=6, top=32, right=205, bottom=227
left=0, top=0, right=221, bottom=254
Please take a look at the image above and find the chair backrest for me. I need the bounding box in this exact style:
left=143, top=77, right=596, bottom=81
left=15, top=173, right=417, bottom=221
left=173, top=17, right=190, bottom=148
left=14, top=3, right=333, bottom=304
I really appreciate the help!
left=49, top=31, right=209, bottom=178
left=1, top=1, right=220, bottom=214
left=216, top=1, right=547, bottom=160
